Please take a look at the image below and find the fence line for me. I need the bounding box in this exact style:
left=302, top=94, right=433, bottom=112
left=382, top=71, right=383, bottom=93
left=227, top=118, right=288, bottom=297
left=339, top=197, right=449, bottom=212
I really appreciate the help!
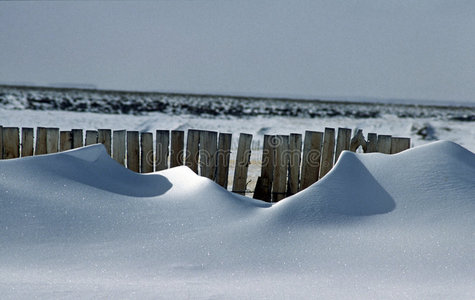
left=0, top=125, right=411, bottom=202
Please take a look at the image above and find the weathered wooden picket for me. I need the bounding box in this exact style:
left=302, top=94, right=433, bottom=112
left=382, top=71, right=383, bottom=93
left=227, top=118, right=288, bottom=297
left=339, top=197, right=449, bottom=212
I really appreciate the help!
left=0, top=126, right=410, bottom=202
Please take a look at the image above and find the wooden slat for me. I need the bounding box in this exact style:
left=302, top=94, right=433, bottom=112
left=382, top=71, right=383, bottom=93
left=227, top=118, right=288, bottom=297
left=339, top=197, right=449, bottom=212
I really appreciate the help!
left=3, top=127, right=20, bottom=159
left=377, top=135, right=392, bottom=154
left=319, top=128, right=335, bottom=179
left=185, top=129, right=200, bottom=173
left=46, top=127, right=59, bottom=154
left=335, top=128, right=351, bottom=162
left=156, top=130, right=170, bottom=171
left=98, top=129, right=112, bottom=155
left=35, top=127, right=47, bottom=155
left=300, top=131, right=323, bottom=190
left=127, top=131, right=140, bottom=172
left=287, top=133, right=302, bottom=196
left=216, top=133, right=232, bottom=188
left=85, top=130, right=98, bottom=146
left=140, top=132, right=154, bottom=173
left=198, top=130, right=209, bottom=177
left=60, top=131, right=72, bottom=152
left=366, top=133, right=378, bottom=153
left=112, top=130, right=126, bottom=166
left=232, top=133, right=253, bottom=195
left=260, top=135, right=275, bottom=182
left=253, top=135, right=275, bottom=201
left=170, top=130, right=184, bottom=168
left=71, top=129, right=84, bottom=149
left=273, top=135, right=289, bottom=202
left=21, top=127, right=34, bottom=157
left=254, top=136, right=275, bottom=200
left=199, top=130, right=218, bottom=180
left=390, top=137, right=411, bottom=154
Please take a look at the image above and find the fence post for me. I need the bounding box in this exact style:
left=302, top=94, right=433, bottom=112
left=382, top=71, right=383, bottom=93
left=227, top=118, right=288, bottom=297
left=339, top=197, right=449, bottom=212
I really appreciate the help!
left=287, top=133, right=302, bottom=196
left=300, top=131, right=323, bottom=190
left=335, top=128, right=351, bottom=162
left=232, top=133, right=252, bottom=195
left=127, top=131, right=140, bottom=172
left=170, top=130, right=184, bottom=168
left=71, top=129, right=84, bottom=149
left=85, top=130, right=98, bottom=146
left=272, top=135, right=289, bottom=202
left=185, top=129, right=200, bottom=173
left=156, top=130, right=170, bottom=171
left=113, top=130, right=126, bottom=166
left=390, top=137, right=410, bottom=154
left=216, top=133, right=232, bottom=188
left=319, top=128, right=335, bottom=179
left=98, top=129, right=112, bottom=155
left=366, top=133, right=378, bottom=153
left=199, top=130, right=218, bottom=180
left=3, top=127, right=20, bottom=159
left=60, top=131, right=73, bottom=152
left=140, top=132, right=154, bottom=173
left=253, top=135, right=275, bottom=201
left=377, top=135, right=392, bottom=154
left=35, top=127, right=47, bottom=155
left=21, top=127, right=34, bottom=157
left=46, top=128, right=59, bottom=154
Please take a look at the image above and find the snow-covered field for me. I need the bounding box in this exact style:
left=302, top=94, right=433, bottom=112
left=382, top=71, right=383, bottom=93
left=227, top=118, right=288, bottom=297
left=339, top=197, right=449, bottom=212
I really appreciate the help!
left=0, top=86, right=474, bottom=298
left=0, top=141, right=474, bottom=298
left=1, top=85, right=474, bottom=191
left=1, top=105, right=474, bottom=194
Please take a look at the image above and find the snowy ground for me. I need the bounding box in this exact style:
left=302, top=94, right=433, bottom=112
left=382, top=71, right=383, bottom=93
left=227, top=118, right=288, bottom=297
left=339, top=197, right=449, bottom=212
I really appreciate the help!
left=1, top=107, right=474, bottom=194
left=0, top=141, right=474, bottom=298
left=0, top=86, right=474, bottom=298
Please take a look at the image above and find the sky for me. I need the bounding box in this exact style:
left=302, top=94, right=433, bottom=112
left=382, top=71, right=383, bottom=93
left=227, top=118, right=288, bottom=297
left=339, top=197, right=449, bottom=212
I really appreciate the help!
left=1, top=1, right=475, bottom=104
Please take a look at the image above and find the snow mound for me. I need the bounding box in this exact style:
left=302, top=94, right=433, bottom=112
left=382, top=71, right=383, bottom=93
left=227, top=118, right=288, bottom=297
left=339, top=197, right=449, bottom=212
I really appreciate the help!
left=0, top=144, right=173, bottom=197
left=272, top=140, right=475, bottom=224
left=0, top=141, right=474, bottom=298
left=0, top=144, right=268, bottom=242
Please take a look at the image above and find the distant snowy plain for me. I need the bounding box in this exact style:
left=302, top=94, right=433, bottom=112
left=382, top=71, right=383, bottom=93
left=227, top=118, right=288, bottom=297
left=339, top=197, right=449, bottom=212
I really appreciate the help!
left=1, top=86, right=473, bottom=152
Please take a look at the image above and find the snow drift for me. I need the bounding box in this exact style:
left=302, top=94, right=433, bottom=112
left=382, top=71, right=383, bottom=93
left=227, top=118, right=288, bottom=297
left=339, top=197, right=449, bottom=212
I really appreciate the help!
left=0, top=141, right=474, bottom=299
left=272, top=141, right=475, bottom=223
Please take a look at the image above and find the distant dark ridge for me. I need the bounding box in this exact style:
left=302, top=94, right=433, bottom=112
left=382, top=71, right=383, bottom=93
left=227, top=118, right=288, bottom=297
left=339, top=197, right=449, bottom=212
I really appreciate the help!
left=2, top=83, right=474, bottom=109
left=0, top=84, right=473, bottom=121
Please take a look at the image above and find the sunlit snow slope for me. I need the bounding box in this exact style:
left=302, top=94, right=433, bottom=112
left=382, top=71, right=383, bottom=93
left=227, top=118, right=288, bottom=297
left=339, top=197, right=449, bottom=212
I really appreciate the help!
left=0, top=142, right=474, bottom=299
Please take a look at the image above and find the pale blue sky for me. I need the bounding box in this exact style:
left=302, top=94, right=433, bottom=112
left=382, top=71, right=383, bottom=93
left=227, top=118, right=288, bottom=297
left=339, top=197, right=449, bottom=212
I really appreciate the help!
left=1, top=1, right=475, bottom=103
